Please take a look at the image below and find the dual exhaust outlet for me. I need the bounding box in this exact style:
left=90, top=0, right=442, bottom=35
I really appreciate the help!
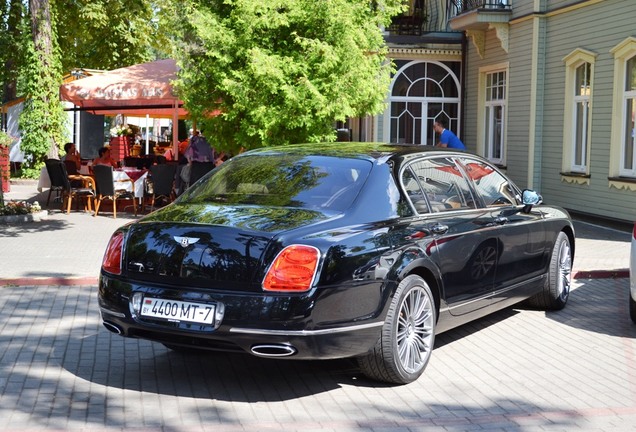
left=102, top=320, right=297, bottom=358
left=250, top=344, right=297, bottom=357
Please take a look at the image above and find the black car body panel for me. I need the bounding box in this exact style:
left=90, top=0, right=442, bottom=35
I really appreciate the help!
left=98, top=143, right=575, bottom=364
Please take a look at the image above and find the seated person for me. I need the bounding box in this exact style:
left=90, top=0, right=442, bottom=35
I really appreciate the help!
left=92, top=146, right=118, bottom=169
left=61, top=142, right=81, bottom=171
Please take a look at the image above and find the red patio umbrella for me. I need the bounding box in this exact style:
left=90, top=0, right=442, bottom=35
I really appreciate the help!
left=436, top=162, right=494, bottom=181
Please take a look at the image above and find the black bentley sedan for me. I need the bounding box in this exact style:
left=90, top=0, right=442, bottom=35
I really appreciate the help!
left=98, top=143, right=574, bottom=384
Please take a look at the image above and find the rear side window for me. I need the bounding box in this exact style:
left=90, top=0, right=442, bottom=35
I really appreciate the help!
left=179, top=153, right=372, bottom=212
left=402, top=157, right=476, bottom=213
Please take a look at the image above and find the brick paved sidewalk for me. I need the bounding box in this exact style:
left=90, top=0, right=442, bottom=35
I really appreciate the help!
left=0, top=278, right=635, bottom=431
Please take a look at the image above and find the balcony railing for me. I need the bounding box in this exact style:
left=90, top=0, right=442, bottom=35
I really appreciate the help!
left=450, top=0, right=511, bottom=14
left=385, top=1, right=512, bottom=37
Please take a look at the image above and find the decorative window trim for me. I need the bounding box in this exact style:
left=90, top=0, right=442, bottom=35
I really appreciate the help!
left=608, top=177, right=636, bottom=191
left=561, top=48, right=596, bottom=175
left=477, top=63, right=508, bottom=164
left=560, top=172, right=591, bottom=186
left=609, top=37, right=636, bottom=179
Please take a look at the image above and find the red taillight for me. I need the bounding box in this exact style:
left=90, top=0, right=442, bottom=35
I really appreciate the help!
left=262, top=245, right=320, bottom=292
left=102, top=232, right=124, bottom=275
left=633, top=222, right=636, bottom=240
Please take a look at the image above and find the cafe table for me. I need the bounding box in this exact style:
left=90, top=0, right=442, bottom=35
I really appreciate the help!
left=113, top=167, right=148, bottom=200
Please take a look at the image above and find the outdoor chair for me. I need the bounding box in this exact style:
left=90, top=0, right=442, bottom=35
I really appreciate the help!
left=44, top=158, right=65, bottom=207
left=143, top=163, right=177, bottom=212
left=92, top=164, right=137, bottom=218
left=63, top=159, right=79, bottom=175
left=45, top=159, right=95, bottom=213
left=188, top=161, right=216, bottom=188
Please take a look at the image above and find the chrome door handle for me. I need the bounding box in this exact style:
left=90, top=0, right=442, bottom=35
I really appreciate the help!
left=494, top=216, right=508, bottom=225
left=431, top=223, right=449, bottom=234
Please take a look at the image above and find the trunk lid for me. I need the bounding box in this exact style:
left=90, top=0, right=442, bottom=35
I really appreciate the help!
left=123, top=203, right=333, bottom=291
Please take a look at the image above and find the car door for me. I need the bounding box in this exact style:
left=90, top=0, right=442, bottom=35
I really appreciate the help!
left=456, top=157, right=547, bottom=299
left=400, top=156, right=498, bottom=316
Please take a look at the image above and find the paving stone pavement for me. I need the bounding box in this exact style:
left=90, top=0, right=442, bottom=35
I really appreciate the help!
left=0, top=277, right=635, bottom=431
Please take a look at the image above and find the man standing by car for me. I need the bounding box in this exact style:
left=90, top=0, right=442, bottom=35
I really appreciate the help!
left=433, top=119, right=466, bottom=150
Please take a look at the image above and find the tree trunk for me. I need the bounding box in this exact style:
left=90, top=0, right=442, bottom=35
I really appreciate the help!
left=29, top=0, right=60, bottom=159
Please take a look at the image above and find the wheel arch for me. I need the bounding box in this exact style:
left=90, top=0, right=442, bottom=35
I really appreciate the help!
left=404, top=266, right=442, bottom=323
left=561, top=225, right=575, bottom=263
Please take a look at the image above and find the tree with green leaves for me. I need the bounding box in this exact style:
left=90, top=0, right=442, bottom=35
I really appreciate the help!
left=18, top=0, right=67, bottom=174
left=164, top=0, right=406, bottom=153
left=55, top=0, right=160, bottom=71
left=0, top=0, right=25, bottom=103
left=4, top=0, right=166, bottom=177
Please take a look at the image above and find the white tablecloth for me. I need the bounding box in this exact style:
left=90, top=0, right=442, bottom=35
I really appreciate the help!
left=113, top=170, right=147, bottom=199
left=37, top=168, right=50, bottom=192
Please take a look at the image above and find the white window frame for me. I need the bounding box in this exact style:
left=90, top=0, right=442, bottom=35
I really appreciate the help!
left=610, top=37, right=636, bottom=178
left=562, top=49, right=596, bottom=175
left=477, top=63, right=508, bottom=165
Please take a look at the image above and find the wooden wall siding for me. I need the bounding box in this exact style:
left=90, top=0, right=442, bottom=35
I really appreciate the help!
left=511, top=0, right=537, bottom=18
left=538, top=0, right=636, bottom=222
left=501, top=19, right=534, bottom=189
left=463, top=30, right=509, bottom=152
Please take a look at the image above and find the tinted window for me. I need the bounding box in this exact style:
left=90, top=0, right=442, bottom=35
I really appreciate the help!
left=457, top=158, right=519, bottom=206
left=178, top=154, right=372, bottom=212
left=402, top=157, right=476, bottom=213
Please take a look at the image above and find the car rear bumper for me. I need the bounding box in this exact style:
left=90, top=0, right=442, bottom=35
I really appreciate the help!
left=98, top=275, right=385, bottom=360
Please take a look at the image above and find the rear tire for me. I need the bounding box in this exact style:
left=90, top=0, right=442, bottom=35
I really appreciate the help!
left=526, top=232, right=572, bottom=310
left=357, top=275, right=436, bottom=384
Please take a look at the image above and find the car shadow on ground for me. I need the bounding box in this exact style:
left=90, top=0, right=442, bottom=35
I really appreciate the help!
left=542, top=277, right=636, bottom=337
left=57, top=307, right=528, bottom=399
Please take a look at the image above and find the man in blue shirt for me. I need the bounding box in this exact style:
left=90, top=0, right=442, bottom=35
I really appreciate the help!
left=433, top=119, right=465, bottom=150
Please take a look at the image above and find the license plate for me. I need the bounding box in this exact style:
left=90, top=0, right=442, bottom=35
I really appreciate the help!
left=141, top=297, right=215, bottom=325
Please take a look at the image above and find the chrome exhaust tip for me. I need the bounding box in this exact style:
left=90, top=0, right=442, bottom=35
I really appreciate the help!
left=102, top=321, right=123, bottom=335
left=250, top=344, right=297, bottom=357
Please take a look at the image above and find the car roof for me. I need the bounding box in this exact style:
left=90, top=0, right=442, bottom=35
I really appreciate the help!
left=244, top=142, right=470, bottom=163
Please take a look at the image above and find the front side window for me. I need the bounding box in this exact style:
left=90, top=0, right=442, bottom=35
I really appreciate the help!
left=485, top=71, right=506, bottom=164
left=458, top=158, right=519, bottom=207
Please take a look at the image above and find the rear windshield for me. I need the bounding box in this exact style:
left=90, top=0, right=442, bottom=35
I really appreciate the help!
left=178, top=153, right=373, bottom=212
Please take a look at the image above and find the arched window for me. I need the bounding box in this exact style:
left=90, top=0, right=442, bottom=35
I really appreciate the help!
left=386, top=61, right=461, bottom=146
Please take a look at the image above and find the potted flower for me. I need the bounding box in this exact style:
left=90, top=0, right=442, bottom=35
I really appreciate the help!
left=0, top=200, right=47, bottom=224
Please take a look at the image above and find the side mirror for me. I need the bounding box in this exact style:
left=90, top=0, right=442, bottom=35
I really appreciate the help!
left=521, top=189, right=542, bottom=213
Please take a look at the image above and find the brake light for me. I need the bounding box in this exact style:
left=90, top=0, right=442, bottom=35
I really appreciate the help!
left=102, top=231, right=124, bottom=275
left=633, top=222, right=636, bottom=240
left=262, top=245, right=320, bottom=292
